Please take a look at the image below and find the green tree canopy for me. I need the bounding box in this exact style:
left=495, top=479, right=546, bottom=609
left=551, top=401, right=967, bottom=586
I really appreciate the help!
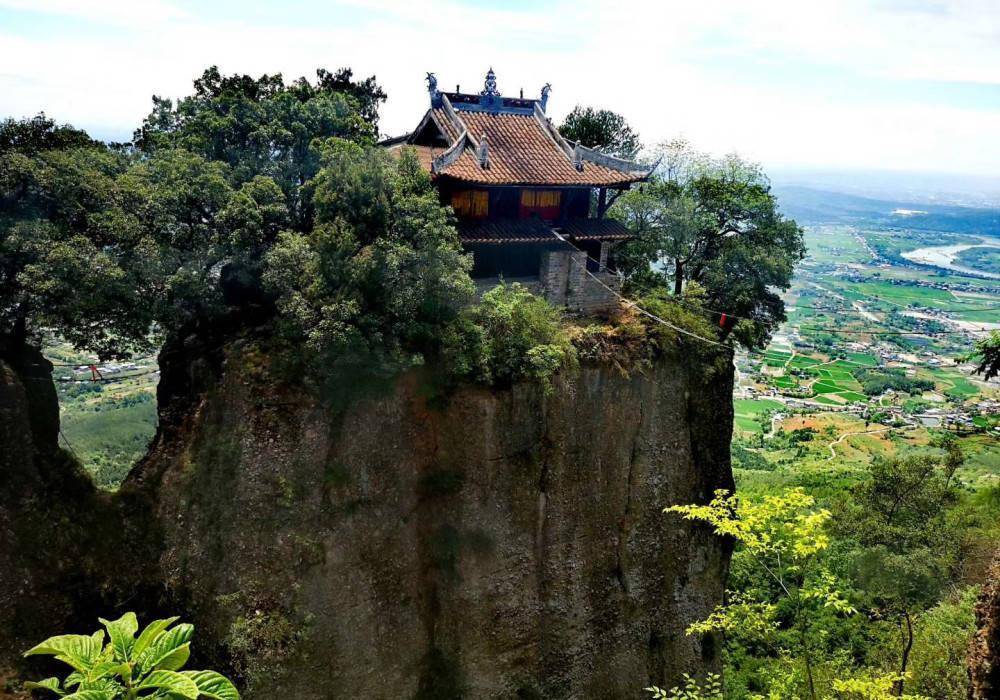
left=130, top=68, right=471, bottom=364
left=0, top=118, right=153, bottom=359
left=0, top=113, right=96, bottom=155
left=967, top=330, right=1000, bottom=381
left=612, top=140, right=805, bottom=350
left=832, top=442, right=963, bottom=697
left=1, top=66, right=470, bottom=372
left=557, top=106, right=641, bottom=159
left=134, top=66, right=381, bottom=230
left=261, top=142, right=473, bottom=376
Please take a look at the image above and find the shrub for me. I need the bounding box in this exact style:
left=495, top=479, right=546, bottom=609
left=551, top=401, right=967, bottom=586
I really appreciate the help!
left=731, top=442, right=775, bottom=471
left=443, top=282, right=575, bottom=390
left=634, top=286, right=723, bottom=360
left=905, top=587, right=978, bottom=699
left=22, top=612, right=239, bottom=699
left=647, top=673, right=723, bottom=699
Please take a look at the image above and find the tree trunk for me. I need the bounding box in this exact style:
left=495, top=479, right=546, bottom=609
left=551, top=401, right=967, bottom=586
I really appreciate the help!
left=674, top=260, right=684, bottom=296
left=893, top=610, right=913, bottom=697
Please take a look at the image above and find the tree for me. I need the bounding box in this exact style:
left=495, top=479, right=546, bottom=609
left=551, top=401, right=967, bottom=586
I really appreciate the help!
left=613, top=141, right=805, bottom=350
left=665, top=488, right=856, bottom=700
left=0, top=121, right=154, bottom=361
left=0, top=113, right=96, bottom=155
left=23, top=612, right=239, bottom=699
left=124, top=65, right=459, bottom=361
left=833, top=443, right=963, bottom=697
left=315, top=67, right=387, bottom=133
left=966, top=330, right=1000, bottom=381
left=558, top=106, right=641, bottom=159
left=261, top=142, right=474, bottom=378
left=134, top=66, right=379, bottom=231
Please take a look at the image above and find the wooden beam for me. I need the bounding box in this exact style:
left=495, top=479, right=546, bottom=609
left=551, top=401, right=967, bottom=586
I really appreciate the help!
left=605, top=188, right=626, bottom=211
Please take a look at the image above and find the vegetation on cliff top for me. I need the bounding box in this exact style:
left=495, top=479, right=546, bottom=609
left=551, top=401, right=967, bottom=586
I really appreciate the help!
left=1, top=73, right=762, bottom=402
left=612, top=139, right=805, bottom=351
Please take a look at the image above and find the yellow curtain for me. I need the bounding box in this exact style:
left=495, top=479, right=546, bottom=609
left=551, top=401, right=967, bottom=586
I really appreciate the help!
left=471, top=190, right=488, bottom=216
left=520, top=190, right=561, bottom=208
left=452, top=190, right=488, bottom=217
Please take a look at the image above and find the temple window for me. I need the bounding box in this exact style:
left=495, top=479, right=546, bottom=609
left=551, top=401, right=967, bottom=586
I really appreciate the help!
left=519, top=189, right=562, bottom=221
left=451, top=190, right=489, bottom=218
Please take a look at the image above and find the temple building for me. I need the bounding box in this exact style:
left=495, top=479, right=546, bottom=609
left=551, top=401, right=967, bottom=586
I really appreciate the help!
left=382, top=68, right=655, bottom=313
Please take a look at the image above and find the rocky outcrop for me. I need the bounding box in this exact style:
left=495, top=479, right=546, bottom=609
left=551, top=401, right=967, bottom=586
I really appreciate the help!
left=0, top=352, right=99, bottom=665
left=0, top=350, right=88, bottom=652
left=970, top=553, right=1000, bottom=700
left=2, top=332, right=734, bottom=698
left=121, top=339, right=735, bottom=699
left=0, top=350, right=160, bottom=687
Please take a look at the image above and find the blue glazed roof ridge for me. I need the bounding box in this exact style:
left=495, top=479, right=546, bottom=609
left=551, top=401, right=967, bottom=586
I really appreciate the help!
left=444, top=91, right=539, bottom=115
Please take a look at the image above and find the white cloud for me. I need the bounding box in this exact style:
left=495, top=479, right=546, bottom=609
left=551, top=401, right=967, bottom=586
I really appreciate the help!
left=0, top=0, right=187, bottom=25
left=0, top=0, right=998, bottom=175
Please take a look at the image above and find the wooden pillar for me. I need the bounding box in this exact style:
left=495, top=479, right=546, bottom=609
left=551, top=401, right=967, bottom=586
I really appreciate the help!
left=597, top=188, right=607, bottom=219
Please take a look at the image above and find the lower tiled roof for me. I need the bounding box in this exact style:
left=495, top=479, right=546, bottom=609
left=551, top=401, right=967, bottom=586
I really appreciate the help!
left=557, top=218, right=633, bottom=241
left=457, top=218, right=558, bottom=244
left=457, top=217, right=633, bottom=244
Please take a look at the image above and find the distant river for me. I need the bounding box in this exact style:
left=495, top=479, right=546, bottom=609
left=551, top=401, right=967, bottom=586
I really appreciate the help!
left=900, top=235, right=1000, bottom=280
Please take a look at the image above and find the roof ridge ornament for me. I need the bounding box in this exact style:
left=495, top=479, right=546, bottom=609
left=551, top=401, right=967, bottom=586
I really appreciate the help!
left=540, top=83, right=552, bottom=113
left=477, top=133, right=490, bottom=169
left=426, top=71, right=441, bottom=107
left=480, top=67, right=500, bottom=97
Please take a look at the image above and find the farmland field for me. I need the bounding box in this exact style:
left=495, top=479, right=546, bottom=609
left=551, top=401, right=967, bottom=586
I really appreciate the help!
left=735, top=185, right=999, bottom=483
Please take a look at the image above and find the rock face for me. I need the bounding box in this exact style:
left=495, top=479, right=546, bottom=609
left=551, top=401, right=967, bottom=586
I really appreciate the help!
left=0, top=351, right=123, bottom=667
left=124, top=341, right=735, bottom=699
left=0, top=350, right=160, bottom=689
left=970, top=553, right=1000, bottom=700
left=0, top=351, right=86, bottom=652
left=0, top=336, right=734, bottom=699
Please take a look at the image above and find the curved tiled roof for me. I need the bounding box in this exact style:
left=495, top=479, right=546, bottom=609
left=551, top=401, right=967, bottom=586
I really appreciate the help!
left=390, top=95, right=653, bottom=188
left=436, top=110, right=648, bottom=187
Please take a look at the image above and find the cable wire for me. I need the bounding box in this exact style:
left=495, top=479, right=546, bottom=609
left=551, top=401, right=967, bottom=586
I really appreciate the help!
left=548, top=231, right=734, bottom=353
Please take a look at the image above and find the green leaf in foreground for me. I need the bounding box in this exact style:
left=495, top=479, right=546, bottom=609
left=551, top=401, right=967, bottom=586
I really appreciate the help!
left=22, top=612, right=238, bottom=700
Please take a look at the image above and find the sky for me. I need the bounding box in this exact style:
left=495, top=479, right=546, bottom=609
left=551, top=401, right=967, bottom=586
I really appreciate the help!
left=2, top=0, right=1000, bottom=184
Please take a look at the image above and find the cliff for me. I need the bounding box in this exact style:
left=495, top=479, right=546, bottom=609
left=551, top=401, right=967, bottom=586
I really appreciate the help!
left=2, top=334, right=734, bottom=699
left=119, top=335, right=734, bottom=698
left=970, top=553, right=1000, bottom=700
left=0, top=351, right=160, bottom=696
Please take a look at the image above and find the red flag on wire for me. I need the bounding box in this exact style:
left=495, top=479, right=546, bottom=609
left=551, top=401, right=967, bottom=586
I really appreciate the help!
left=718, top=313, right=737, bottom=332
